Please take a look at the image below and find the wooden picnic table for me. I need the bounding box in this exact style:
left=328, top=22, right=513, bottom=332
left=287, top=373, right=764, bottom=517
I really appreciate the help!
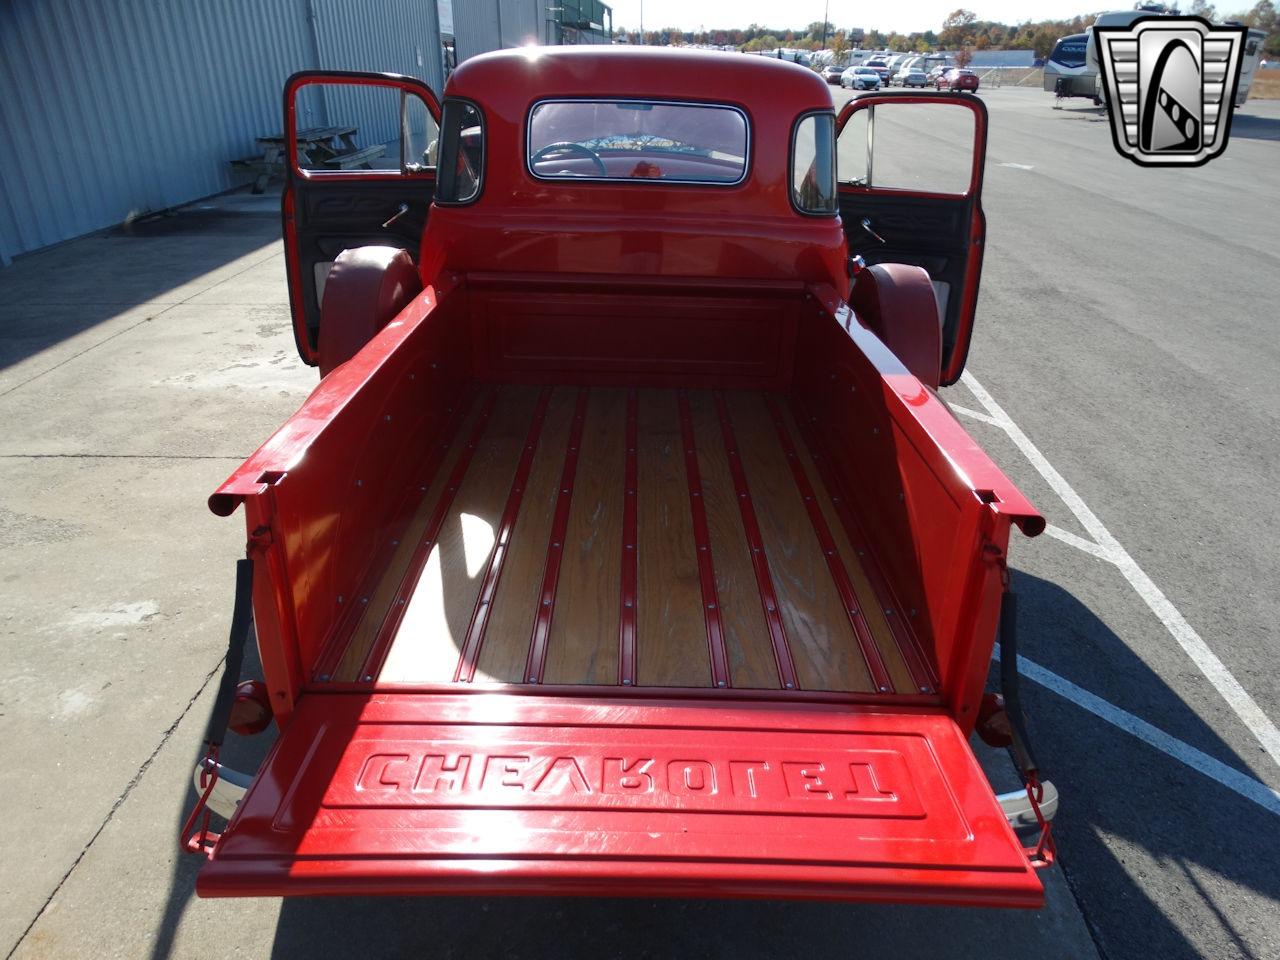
left=232, top=125, right=386, bottom=193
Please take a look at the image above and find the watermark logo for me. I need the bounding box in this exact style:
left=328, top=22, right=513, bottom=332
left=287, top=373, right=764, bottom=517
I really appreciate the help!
left=1096, top=16, right=1247, bottom=167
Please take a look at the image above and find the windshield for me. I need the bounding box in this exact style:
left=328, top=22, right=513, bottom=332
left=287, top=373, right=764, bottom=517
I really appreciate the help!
left=527, top=100, right=748, bottom=184
left=1051, top=37, right=1088, bottom=68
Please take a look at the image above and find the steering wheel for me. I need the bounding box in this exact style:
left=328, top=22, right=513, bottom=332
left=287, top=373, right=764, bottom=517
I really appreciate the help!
left=531, top=141, right=607, bottom=176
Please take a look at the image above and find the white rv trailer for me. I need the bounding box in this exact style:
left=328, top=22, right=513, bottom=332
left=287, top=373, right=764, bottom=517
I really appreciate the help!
left=1044, top=33, right=1094, bottom=98
left=1080, top=6, right=1266, bottom=108
left=1237, top=27, right=1268, bottom=105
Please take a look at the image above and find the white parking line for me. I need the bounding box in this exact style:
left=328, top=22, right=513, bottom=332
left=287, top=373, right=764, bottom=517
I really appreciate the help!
left=1043, top=523, right=1117, bottom=562
left=994, top=647, right=1280, bottom=817
left=946, top=402, right=1004, bottom=427
left=959, top=370, right=1280, bottom=775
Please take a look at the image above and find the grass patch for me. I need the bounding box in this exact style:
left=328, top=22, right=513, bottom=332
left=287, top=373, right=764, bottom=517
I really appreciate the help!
left=1249, top=71, right=1280, bottom=100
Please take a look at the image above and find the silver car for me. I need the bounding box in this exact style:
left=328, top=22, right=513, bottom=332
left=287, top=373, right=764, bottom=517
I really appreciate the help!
left=840, top=66, right=882, bottom=90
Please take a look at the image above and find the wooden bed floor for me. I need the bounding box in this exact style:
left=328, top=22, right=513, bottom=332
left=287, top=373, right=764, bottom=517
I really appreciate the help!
left=329, top=385, right=934, bottom=695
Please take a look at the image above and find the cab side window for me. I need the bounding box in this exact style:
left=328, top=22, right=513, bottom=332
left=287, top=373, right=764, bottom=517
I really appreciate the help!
left=435, top=100, right=484, bottom=204
left=791, top=112, right=837, bottom=215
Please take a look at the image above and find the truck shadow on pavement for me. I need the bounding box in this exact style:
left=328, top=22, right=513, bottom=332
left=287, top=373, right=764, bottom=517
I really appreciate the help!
left=0, top=192, right=280, bottom=378
left=1002, top=569, right=1278, bottom=960
left=151, top=571, right=1277, bottom=960
left=1228, top=112, right=1280, bottom=141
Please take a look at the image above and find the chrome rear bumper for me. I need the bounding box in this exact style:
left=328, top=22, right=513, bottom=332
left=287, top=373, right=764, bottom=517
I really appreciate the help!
left=998, top=780, right=1059, bottom=831
left=192, top=760, right=254, bottom=820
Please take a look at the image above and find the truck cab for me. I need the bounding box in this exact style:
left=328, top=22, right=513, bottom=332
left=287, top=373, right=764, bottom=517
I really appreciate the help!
left=189, top=47, right=1053, bottom=907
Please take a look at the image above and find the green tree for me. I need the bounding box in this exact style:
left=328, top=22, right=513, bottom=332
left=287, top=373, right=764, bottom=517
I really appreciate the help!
left=940, top=9, right=978, bottom=47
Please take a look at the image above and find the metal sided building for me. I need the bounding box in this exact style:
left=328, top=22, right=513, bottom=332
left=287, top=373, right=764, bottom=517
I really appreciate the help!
left=0, top=0, right=609, bottom=263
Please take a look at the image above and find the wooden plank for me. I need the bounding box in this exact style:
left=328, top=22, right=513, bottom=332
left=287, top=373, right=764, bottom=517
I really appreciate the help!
left=689, top=391, right=779, bottom=688
left=323, top=144, right=386, bottom=169
left=473, top=387, right=577, bottom=683
left=783, top=401, right=926, bottom=696
left=378, top=386, right=538, bottom=682
left=618, top=391, right=639, bottom=684
left=778, top=401, right=918, bottom=694
left=677, top=390, right=731, bottom=687
left=542, top=388, right=626, bottom=685
left=725, top=391, right=874, bottom=693
left=332, top=392, right=486, bottom=682
left=764, top=393, right=895, bottom=693
left=636, top=390, right=711, bottom=687
left=453, top=387, right=555, bottom=681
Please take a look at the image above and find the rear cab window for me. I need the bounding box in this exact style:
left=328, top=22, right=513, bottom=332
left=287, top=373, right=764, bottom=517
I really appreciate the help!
left=527, top=99, right=749, bottom=184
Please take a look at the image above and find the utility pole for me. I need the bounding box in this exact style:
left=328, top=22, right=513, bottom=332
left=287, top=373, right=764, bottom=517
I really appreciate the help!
left=821, top=0, right=829, bottom=50
left=640, top=0, right=644, bottom=45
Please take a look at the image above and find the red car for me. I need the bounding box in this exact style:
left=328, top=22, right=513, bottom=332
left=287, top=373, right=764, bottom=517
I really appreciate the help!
left=186, top=47, right=1054, bottom=909
left=937, top=67, right=980, bottom=92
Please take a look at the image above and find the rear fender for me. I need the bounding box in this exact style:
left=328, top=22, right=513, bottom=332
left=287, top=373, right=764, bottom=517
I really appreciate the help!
left=318, top=246, right=423, bottom=377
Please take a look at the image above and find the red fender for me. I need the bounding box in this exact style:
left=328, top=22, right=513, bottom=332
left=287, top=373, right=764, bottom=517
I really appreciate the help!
left=850, top=263, right=943, bottom=390
left=318, top=247, right=422, bottom=378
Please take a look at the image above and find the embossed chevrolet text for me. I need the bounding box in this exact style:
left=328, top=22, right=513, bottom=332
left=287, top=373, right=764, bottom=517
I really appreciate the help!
left=339, top=748, right=925, bottom=817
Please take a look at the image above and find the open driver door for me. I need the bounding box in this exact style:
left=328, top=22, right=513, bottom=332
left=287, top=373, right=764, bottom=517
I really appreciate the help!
left=281, top=71, right=440, bottom=367
left=836, top=93, right=988, bottom=386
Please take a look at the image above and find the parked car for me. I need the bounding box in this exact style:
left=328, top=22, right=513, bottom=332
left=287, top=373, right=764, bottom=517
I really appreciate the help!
left=937, top=68, right=980, bottom=92
left=821, top=64, right=844, bottom=84
left=898, top=69, right=929, bottom=88
left=927, top=65, right=950, bottom=82
left=864, top=58, right=891, bottom=82
left=840, top=65, right=882, bottom=90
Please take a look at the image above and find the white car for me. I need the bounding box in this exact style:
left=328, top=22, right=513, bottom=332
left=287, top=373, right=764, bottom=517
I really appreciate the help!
left=840, top=66, right=882, bottom=90
left=898, top=69, right=929, bottom=88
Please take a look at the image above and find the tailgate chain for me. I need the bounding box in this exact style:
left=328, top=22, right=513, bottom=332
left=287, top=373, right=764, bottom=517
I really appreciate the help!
left=180, top=557, right=255, bottom=857
left=989, top=545, right=1057, bottom=868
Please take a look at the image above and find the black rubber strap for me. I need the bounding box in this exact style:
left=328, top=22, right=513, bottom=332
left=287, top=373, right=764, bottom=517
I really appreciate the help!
left=202, top=558, right=255, bottom=749
left=999, top=586, right=1040, bottom=779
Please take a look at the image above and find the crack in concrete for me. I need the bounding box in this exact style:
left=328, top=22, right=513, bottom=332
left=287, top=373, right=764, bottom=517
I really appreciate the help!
left=3, top=655, right=228, bottom=960
left=1, top=244, right=281, bottom=958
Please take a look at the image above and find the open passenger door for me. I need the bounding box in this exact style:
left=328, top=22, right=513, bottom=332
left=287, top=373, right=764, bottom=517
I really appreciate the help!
left=198, top=692, right=1042, bottom=905
left=281, top=71, right=440, bottom=365
left=836, top=93, right=987, bottom=385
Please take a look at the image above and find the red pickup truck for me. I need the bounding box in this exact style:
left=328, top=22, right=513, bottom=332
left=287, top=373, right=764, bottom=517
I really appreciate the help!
left=186, top=48, right=1056, bottom=907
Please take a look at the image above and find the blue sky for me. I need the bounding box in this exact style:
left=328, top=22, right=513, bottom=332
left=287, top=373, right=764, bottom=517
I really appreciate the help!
left=608, top=1, right=1100, bottom=34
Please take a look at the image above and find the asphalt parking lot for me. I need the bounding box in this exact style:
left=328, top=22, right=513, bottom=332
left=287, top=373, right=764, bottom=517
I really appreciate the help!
left=1, top=84, right=1277, bottom=959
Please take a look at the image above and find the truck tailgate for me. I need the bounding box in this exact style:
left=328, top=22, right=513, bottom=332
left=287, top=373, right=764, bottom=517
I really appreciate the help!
left=198, top=693, right=1042, bottom=906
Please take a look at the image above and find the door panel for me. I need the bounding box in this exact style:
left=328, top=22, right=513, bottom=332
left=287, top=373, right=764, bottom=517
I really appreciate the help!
left=841, top=191, right=982, bottom=381
left=282, top=71, right=440, bottom=365
left=837, top=95, right=987, bottom=386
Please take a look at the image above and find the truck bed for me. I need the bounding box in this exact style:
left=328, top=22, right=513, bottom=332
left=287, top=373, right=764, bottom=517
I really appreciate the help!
left=319, top=383, right=934, bottom=697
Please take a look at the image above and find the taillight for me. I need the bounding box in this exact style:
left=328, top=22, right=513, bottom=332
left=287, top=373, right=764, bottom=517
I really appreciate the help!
left=228, top=680, right=273, bottom=736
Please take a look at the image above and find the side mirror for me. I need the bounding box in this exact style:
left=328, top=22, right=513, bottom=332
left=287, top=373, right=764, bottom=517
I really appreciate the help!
left=285, top=72, right=440, bottom=180
left=836, top=94, right=984, bottom=197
